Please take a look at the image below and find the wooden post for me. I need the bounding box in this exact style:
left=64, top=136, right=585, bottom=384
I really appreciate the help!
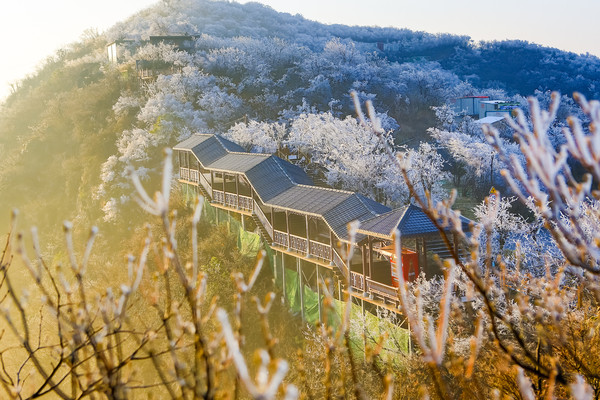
left=316, top=263, right=321, bottom=322
left=285, top=210, right=291, bottom=249
left=422, top=238, right=428, bottom=276
left=305, top=215, right=310, bottom=257
left=297, top=258, right=304, bottom=322
left=235, top=175, right=240, bottom=209
left=330, top=230, right=335, bottom=264
left=368, top=236, right=373, bottom=278
left=361, top=244, right=367, bottom=292
left=361, top=297, right=365, bottom=315
left=362, top=299, right=366, bottom=354
left=281, top=252, right=286, bottom=302
left=274, top=248, right=278, bottom=282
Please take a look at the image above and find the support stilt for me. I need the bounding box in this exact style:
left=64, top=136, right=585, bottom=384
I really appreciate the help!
left=316, top=263, right=321, bottom=323
left=362, top=299, right=367, bottom=355
left=281, top=252, right=286, bottom=303
left=297, top=258, right=304, bottom=322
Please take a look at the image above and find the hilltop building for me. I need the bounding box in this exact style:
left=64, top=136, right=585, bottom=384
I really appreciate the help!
left=451, top=96, right=519, bottom=120
left=478, top=100, right=519, bottom=119
left=106, top=39, right=137, bottom=65
left=107, top=34, right=197, bottom=80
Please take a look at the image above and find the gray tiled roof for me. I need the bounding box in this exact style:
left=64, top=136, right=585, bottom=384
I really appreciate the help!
left=272, top=157, right=313, bottom=186
left=357, top=208, right=407, bottom=239
left=245, top=157, right=297, bottom=202
left=355, top=194, right=392, bottom=215
left=190, top=135, right=230, bottom=166
left=267, top=185, right=352, bottom=215
left=174, top=133, right=393, bottom=241
left=174, top=134, right=245, bottom=166
left=173, top=134, right=212, bottom=151
left=324, top=194, right=388, bottom=239
left=207, top=153, right=270, bottom=173
left=214, top=135, right=245, bottom=153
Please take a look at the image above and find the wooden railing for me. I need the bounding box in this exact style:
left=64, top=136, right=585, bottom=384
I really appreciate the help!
left=366, top=278, right=398, bottom=302
left=180, top=167, right=190, bottom=181
left=253, top=200, right=273, bottom=239
left=180, top=167, right=200, bottom=185
left=289, top=234, right=308, bottom=254
left=309, top=240, right=332, bottom=261
left=238, top=195, right=253, bottom=212
left=213, top=190, right=224, bottom=204
left=189, top=169, right=199, bottom=184
left=273, top=230, right=289, bottom=248
left=224, top=193, right=237, bottom=208
left=350, top=271, right=365, bottom=291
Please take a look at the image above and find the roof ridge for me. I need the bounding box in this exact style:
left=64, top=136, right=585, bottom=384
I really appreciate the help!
left=395, top=206, right=411, bottom=234
left=354, top=193, right=384, bottom=216
left=212, top=134, right=244, bottom=152
left=295, top=183, right=355, bottom=195
left=271, top=157, right=297, bottom=185
left=355, top=194, right=377, bottom=216
left=366, top=206, right=406, bottom=221
left=226, top=151, right=271, bottom=157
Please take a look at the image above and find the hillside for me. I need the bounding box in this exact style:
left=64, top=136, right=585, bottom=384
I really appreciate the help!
left=2, top=2, right=600, bottom=398
left=0, top=0, right=598, bottom=246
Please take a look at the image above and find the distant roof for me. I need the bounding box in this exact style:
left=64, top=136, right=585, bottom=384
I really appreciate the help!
left=474, top=116, right=505, bottom=125
left=149, top=35, right=195, bottom=39
left=481, top=100, right=519, bottom=105
left=174, top=133, right=391, bottom=240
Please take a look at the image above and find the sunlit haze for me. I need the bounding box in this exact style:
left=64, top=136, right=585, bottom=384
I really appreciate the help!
left=1, top=0, right=598, bottom=100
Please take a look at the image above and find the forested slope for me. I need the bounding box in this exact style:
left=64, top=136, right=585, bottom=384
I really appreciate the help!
left=0, top=0, right=598, bottom=246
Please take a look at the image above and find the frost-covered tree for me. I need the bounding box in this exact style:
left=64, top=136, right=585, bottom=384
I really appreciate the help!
left=473, top=195, right=528, bottom=256
left=223, top=120, right=286, bottom=154
left=287, top=111, right=392, bottom=200
left=400, top=142, right=451, bottom=203
left=284, top=106, right=448, bottom=205
left=429, top=106, right=521, bottom=196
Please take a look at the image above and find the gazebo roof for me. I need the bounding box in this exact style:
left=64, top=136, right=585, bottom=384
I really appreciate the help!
left=357, top=204, right=472, bottom=240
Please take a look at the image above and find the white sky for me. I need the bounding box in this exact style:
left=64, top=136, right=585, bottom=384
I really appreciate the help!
left=1, top=0, right=598, bottom=100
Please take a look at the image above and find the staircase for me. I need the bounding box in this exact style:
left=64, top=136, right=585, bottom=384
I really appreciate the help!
left=198, top=183, right=211, bottom=200
left=251, top=213, right=272, bottom=242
